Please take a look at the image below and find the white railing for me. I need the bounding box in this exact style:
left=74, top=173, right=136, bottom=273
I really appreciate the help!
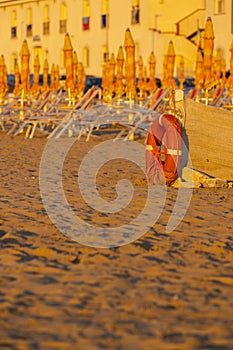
left=176, top=9, right=206, bottom=38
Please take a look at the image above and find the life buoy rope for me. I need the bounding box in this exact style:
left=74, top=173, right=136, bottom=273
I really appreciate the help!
left=146, top=113, right=182, bottom=186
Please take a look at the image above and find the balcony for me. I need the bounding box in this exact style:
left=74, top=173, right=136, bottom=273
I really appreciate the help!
left=175, top=9, right=205, bottom=46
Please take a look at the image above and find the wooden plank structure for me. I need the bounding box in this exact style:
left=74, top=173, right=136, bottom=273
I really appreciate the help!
left=184, top=98, right=233, bottom=180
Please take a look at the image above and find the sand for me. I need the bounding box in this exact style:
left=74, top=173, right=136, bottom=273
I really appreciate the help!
left=0, top=133, right=233, bottom=350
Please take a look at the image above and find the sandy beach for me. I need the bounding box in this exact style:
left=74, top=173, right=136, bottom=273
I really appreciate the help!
left=0, top=132, right=233, bottom=350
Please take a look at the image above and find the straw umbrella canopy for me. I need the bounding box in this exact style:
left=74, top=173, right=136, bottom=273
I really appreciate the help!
left=73, top=51, right=78, bottom=88
left=162, top=54, right=168, bottom=87
left=226, top=39, right=233, bottom=89
left=124, top=28, right=136, bottom=99
left=19, top=39, right=30, bottom=94
left=55, top=64, right=61, bottom=91
left=31, top=54, right=41, bottom=96
left=42, top=59, right=49, bottom=91
left=137, top=55, right=148, bottom=97
left=50, top=63, right=56, bottom=91
left=179, top=55, right=185, bottom=90
left=213, top=49, right=222, bottom=86
left=221, top=57, right=226, bottom=85
left=102, top=58, right=114, bottom=100
left=115, top=46, right=125, bottom=98
left=147, top=51, right=157, bottom=95
left=194, top=50, right=204, bottom=90
left=102, top=60, right=108, bottom=97
left=77, top=62, right=86, bottom=97
left=137, top=55, right=144, bottom=90
left=3, top=63, right=8, bottom=93
left=203, top=17, right=215, bottom=88
left=63, top=33, right=75, bottom=92
left=13, top=61, right=21, bottom=96
left=141, top=65, right=148, bottom=95
left=109, top=53, right=116, bottom=96
left=0, top=55, right=6, bottom=96
left=165, top=40, right=177, bottom=89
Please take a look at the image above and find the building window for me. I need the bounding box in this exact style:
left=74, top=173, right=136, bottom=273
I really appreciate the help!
left=82, top=17, right=90, bottom=30
left=11, top=27, right=17, bottom=38
left=11, top=10, right=17, bottom=38
left=83, top=0, right=90, bottom=30
left=43, top=22, right=50, bottom=35
left=101, top=14, right=108, bottom=28
left=215, top=0, right=225, bottom=14
left=131, top=1, right=140, bottom=25
left=26, top=24, right=32, bottom=37
left=43, top=5, right=50, bottom=35
left=83, top=47, right=89, bottom=67
left=60, top=3, right=67, bottom=33
left=101, top=0, right=108, bottom=28
left=26, top=8, right=32, bottom=37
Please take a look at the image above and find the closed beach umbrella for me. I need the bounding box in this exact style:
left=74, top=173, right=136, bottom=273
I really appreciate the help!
left=115, top=46, right=125, bottom=98
left=102, top=59, right=112, bottom=100
left=203, top=17, right=215, bottom=87
left=195, top=50, right=204, bottom=90
left=179, top=55, right=185, bottom=90
left=73, top=51, right=78, bottom=88
left=0, top=55, right=5, bottom=96
left=13, top=61, right=20, bottom=96
left=31, top=54, right=40, bottom=96
left=50, top=63, right=56, bottom=91
left=55, top=64, right=61, bottom=91
left=142, top=65, right=148, bottom=94
left=77, top=62, right=86, bottom=96
left=226, top=39, right=233, bottom=89
left=3, top=63, right=8, bottom=93
left=162, top=54, right=168, bottom=87
left=20, top=39, right=30, bottom=94
left=214, top=49, right=222, bottom=86
left=137, top=55, right=144, bottom=91
left=147, top=51, right=157, bottom=94
left=109, top=53, right=116, bottom=96
left=42, top=59, right=49, bottom=91
left=124, top=28, right=136, bottom=99
left=221, top=57, right=226, bottom=85
left=166, top=40, right=177, bottom=89
left=63, top=33, right=74, bottom=92
left=102, top=60, right=108, bottom=97
left=104, top=59, right=111, bottom=97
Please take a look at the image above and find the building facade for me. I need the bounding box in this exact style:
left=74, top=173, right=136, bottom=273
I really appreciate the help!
left=0, top=0, right=232, bottom=78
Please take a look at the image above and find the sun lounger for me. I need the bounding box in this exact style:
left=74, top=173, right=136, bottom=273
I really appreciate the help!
left=48, top=87, right=101, bottom=139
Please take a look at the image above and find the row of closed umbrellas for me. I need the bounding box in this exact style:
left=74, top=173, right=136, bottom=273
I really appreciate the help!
left=0, top=16, right=233, bottom=105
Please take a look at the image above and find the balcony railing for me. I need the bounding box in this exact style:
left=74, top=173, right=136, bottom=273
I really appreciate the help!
left=175, top=9, right=205, bottom=37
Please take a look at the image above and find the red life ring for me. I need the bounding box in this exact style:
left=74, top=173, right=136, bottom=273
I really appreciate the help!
left=146, top=113, right=182, bottom=185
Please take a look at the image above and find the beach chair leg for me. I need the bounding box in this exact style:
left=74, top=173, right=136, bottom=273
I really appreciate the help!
left=113, top=128, right=126, bottom=142
left=77, top=126, right=85, bottom=140
left=86, top=124, right=95, bottom=142
left=25, top=125, right=32, bottom=138
left=7, top=123, right=16, bottom=135
left=29, top=122, right=38, bottom=139
left=124, top=129, right=135, bottom=141
left=0, top=121, right=6, bottom=132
